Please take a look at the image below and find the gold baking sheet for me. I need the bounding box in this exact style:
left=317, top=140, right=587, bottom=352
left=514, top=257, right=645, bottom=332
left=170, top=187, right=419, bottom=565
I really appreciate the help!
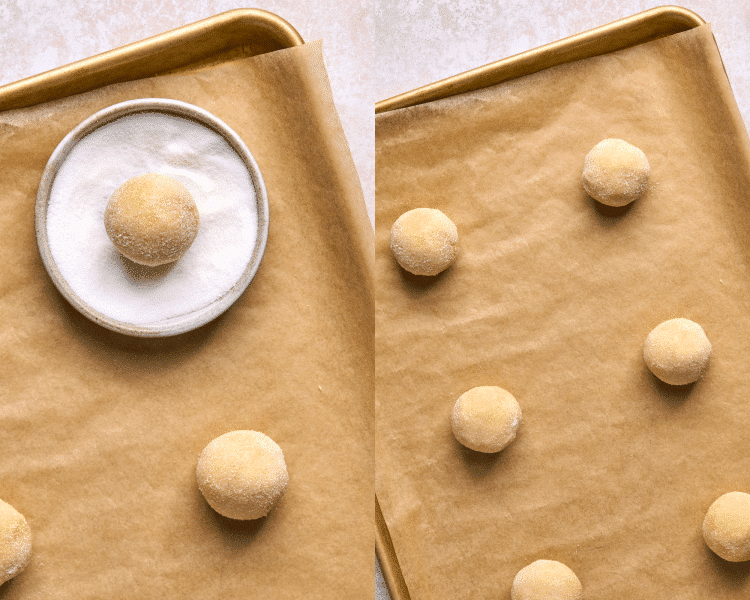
left=0, top=11, right=373, bottom=600
left=376, top=7, right=750, bottom=600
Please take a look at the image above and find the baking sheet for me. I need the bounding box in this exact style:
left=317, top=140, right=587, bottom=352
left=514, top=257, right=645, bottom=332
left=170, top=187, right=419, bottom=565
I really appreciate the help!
left=0, top=40, right=373, bottom=599
left=375, top=22, right=750, bottom=600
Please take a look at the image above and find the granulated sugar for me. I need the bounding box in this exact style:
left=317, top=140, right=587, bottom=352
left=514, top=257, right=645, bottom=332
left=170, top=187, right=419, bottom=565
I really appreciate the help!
left=46, top=111, right=258, bottom=325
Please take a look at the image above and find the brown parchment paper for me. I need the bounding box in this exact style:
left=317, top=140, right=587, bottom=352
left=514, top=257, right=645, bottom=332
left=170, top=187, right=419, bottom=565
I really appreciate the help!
left=0, top=40, right=373, bottom=599
left=376, top=24, right=750, bottom=600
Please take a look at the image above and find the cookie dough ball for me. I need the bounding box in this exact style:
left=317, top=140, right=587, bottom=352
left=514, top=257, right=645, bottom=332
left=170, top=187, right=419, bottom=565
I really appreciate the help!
left=196, top=430, right=288, bottom=520
left=643, top=318, right=712, bottom=385
left=703, top=492, right=750, bottom=562
left=104, top=173, right=199, bottom=266
left=582, top=138, right=650, bottom=206
left=512, top=560, right=582, bottom=600
left=451, top=386, right=521, bottom=453
left=0, top=500, right=32, bottom=585
left=390, top=208, right=458, bottom=276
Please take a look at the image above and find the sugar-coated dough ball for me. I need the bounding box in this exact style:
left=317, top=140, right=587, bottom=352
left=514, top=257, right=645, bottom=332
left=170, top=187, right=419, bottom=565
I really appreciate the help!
left=196, top=430, right=289, bottom=520
left=582, top=138, right=650, bottom=206
left=451, top=386, right=521, bottom=453
left=643, top=318, right=712, bottom=385
left=0, top=500, right=31, bottom=585
left=703, top=492, right=750, bottom=562
left=104, top=172, right=199, bottom=266
left=512, top=560, right=582, bottom=600
left=390, top=208, right=458, bottom=276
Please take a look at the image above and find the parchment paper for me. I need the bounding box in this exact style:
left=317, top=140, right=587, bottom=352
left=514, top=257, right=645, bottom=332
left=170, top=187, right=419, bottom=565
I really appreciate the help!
left=375, top=24, right=750, bottom=600
left=0, top=40, right=373, bottom=599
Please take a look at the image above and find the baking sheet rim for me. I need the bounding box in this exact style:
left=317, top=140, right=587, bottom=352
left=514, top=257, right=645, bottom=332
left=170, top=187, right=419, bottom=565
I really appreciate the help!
left=0, top=8, right=304, bottom=111
left=375, top=5, right=704, bottom=114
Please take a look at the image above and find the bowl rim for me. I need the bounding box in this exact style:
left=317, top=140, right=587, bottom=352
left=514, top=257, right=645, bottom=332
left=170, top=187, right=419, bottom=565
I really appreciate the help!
left=35, top=97, right=270, bottom=337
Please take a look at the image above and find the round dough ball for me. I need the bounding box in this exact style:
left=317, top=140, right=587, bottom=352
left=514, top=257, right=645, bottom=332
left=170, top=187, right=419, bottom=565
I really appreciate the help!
left=390, top=208, right=458, bottom=276
left=104, top=172, right=199, bottom=266
left=703, top=492, right=750, bottom=562
left=582, top=138, right=650, bottom=206
left=196, top=430, right=289, bottom=520
left=512, top=560, right=582, bottom=600
left=0, top=500, right=31, bottom=585
left=451, top=386, right=521, bottom=453
left=643, top=318, right=712, bottom=385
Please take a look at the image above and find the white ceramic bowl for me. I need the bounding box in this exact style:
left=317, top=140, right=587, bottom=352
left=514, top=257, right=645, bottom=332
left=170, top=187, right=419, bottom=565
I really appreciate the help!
left=35, top=98, right=269, bottom=337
